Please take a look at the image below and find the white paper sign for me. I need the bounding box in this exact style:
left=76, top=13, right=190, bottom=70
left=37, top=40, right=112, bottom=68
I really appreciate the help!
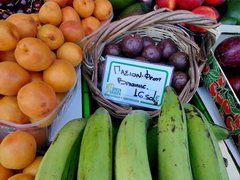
left=101, top=56, right=174, bottom=110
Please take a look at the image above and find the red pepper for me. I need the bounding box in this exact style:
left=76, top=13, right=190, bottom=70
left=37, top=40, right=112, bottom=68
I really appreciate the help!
left=203, top=64, right=210, bottom=75
left=234, top=114, right=240, bottom=121
left=225, top=116, right=234, bottom=131
left=216, top=77, right=226, bottom=87
left=209, top=82, right=217, bottom=97
left=216, top=93, right=224, bottom=105
left=235, top=115, right=240, bottom=129
left=222, top=100, right=232, bottom=115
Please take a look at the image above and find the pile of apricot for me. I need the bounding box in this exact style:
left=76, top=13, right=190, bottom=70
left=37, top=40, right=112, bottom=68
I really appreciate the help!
left=0, top=0, right=113, bottom=126
left=0, top=131, right=42, bottom=180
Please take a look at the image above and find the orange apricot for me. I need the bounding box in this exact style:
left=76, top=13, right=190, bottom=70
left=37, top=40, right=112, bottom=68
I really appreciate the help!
left=0, top=96, right=30, bottom=124
left=0, top=21, right=20, bottom=51
left=66, top=0, right=73, bottom=6
left=43, top=59, right=77, bottom=92
left=93, top=0, right=113, bottom=21
left=6, top=13, right=38, bottom=38
left=73, top=0, right=95, bottom=18
left=82, top=16, right=101, bottom=36
left=29, top=72, right=43, bottom=82
left=59, top=20, right=85, bottom=43
left=23, top=156, right=43, bottom=176
left=15, top=37, right=55, bottom=71
left=46, top=0, right=68, bottom=7
left=8, top=173, right=34, bottom=180
left=39, top=1, right=62, bottom=26
left=56, top=93, right=67, bottom=103
left=0, top=131, right=37, bottom=170
left=56, top=42, right=83, bottom=66
left=0, top=50, right=16, bottom=62
left=29, top=13, right=41, bottom=27
left=37, top=24, right=64, bottom=50
left=17, top=81, right=58, bottom=119
left=0, top=61, right=30, bottom=95
left=0, top=163, right=14, bottom=180
left=61, top=6, right=81, bottom=23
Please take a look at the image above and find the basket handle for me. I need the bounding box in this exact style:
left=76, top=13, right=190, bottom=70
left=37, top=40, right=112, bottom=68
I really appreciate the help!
left=132, top=8, right=219, bottom=31
left=100, top=8, right=219, bottom=42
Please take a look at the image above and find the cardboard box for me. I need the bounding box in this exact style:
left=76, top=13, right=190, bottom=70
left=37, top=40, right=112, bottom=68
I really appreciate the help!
left=202, top=25, right=240, bottom=147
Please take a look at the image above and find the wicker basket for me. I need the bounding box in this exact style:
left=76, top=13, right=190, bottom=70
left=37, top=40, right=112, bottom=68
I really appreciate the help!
left=82, top=8, right=219, bottom=119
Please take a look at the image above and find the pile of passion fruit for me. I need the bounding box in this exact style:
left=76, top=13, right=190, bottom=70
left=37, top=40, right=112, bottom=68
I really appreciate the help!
left=99, top=34, right=190, bottom=93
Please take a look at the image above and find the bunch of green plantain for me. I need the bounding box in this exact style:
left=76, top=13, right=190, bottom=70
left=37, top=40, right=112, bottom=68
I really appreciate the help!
left=115, top=86, right=229, bottom=180
left=155, top=86, right=229, bottom=180
left=35, top=107, right=113, bottom=180
left=35, top=87, right=230, bottom=180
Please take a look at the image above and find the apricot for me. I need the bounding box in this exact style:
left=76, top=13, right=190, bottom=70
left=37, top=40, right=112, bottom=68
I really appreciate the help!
left=51, top=51, right=57, bottom=59
left=0, top=163, right=13, bottom=180
left=82, top=16, right=101, bottom=36
left=59, top=20, right=85, bottom=43
left=56, top=93, right=67, bottom=102
left=56, top=42, right=83, bottom=66
left=37, top=24, right=64, bottom=50
left=0, top=96, right=30, bottom=124
left=29, top=110, right=58, bottom=127
left=62, top=6, right=81, bottom=23
left=39, top=1, right=62, bottom=26
left=29, top=13, right=41, bottom=27
left=8, top=173, right=34, bottom=180
left=15, top=37, right=55, bottom=71
left=93, top=0, right=113, bottom=21
left=29, top=72, right=43, bottom=82
left=0, top=21, right=20, bottom=51
left=17, top=81, right=58, bottom=119
left=0, top=50, right=16, bottom=62
left=100, top=19, right=108, bottom=26
left=0, top=61, right=30, bottom=95
left=66, top=0, right=73, bottom=6
left=43, top=59, right=77, bottom=92
left=73, top=0, right=95, bottom=18
left=46, top=0, right=68, bottom=7
left=0, top=131, right=37, bottom=170
left=29, top=128, right=49, bottom=148
left=28, top=93, right=66, bottom=127
left=6, top=14, right=37, bottom=38
left=23, top=156, right=43, bottom=176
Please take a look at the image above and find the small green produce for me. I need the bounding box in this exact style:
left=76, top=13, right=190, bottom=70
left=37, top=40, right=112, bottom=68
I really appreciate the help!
left=221, top=0, right=240, bottom=25
left=109, top=0, right=137, bottom=13
left=118, top=2, right=152, bottom=19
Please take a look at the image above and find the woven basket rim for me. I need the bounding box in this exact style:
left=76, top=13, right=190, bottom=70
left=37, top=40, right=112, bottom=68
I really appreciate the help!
left=82, top=8, right=219, bottom=119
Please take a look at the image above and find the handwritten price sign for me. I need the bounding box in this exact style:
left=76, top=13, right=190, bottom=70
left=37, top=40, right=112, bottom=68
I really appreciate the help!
left=101, top=56, right=174, bottom=110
